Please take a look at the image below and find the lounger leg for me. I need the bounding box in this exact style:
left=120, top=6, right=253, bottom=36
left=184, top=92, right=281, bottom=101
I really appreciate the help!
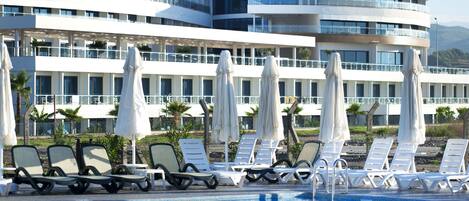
left=136, top=178, right=152, bottom=192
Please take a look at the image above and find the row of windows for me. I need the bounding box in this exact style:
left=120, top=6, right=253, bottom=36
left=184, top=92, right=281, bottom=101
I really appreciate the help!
left=2, top=5, right=203, bottom=27
left=37, top=75, right=469, bottom=100
left=321, top=50, right=404, bottom=65
left=213, top=18, right=263, bottom=31
left=213, top=0, right=248, bottom=15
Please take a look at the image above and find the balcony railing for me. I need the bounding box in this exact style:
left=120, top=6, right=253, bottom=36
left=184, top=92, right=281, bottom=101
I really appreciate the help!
left=249, top=25, right=430, bottom=39
left=9, top=46, right=469, bottom=75
left=248, top=0, right=429, bottom=13
left=35, top=95, right=469, bottom=106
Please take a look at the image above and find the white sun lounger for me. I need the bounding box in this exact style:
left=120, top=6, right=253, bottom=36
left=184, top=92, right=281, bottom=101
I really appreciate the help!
left=404, top=139, right=469, bottom=193
left=230, top=139, right=280, bottom=172
left=344, top=138, right=394, bottom=188
left=314, top=141, right=346, bottom=186
left=179, top=139, right=246, bottom=186
left=211, top=134, right=258, bottom=170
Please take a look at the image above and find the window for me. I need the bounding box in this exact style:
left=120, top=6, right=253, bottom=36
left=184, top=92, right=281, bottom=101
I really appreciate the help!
left=60, top=9, right=76, bottom=16
left=320, top=20, right=368, bottom=34
left=203, top=79, right=213, bottom=103
left=389, top=84, right=396, bottom=97
left=64, top=76, right=78, bottom=95
left=321, top=50, right=369, bottom=63
left=377, top=23, right=402, bottom=34
left=89, top=77, right=103, bottom=95
left=213, top=0, right=247, bottom=15
left=213, top=18, right=262, bottom=31
left=142, top=78, right=150, bottom=96
left=146, top=16, right=152, bottom=24
left=242, top=80, right=251, bottom=103
left=128, top=14, right=137, bottom=22
left=108, top=13, right=119, bottom=19
left=182, top=79, right=193, bottom=96
left=160, top=78, right=172, bottom=96
left=454, top=86, right=457, bottom=98
left=295, top=81, right=302, bottom=101
left=343, top=83, right=348, bottom=97
left=36, top=76, right=51, bottom=95
left=378, top=52, right=403, bottom=65
left=373, top=84, right=380, bottom=97
left=279, top=81, right=285, bottom=103
left=114, top=77, right=123, bottom=95
left=430, top=85, right=435, bottom=97
left=88, top=119, right=106, bottom=133
left=33, top=7, right=51, bottom=14
left=442, top=86, right=447, bottom=97
left=4, top=6, right=23, bottom=16
left=465, top=86, right=468, bottom=98
left=85, top=11, right=99, bottom=18
left=311, top=82, right=318, bottom=104
left=356, top=84, right=365, bottom=97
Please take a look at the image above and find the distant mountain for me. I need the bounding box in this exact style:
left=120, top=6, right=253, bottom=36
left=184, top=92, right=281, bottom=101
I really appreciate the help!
left=429, top=24, right=469, bottom=53
left=428, top=48, right=469, bottom=68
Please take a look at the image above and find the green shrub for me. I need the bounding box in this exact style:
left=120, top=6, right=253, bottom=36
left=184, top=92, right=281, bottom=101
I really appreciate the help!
left=290, top=142, right=304, bottom=161
left=164, top=124, right=192, bottom=160
left=349, top=126, right=367, bottom=134
left=426, top=125, right=458, bottom=138
left=95, top=134, right=125, bottom=165
left=436, top=106, right=455, bottom=123
left=457, top=107, right=469, bottom=120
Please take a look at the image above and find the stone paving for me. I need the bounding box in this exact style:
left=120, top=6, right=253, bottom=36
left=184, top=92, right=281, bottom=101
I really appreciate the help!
left=3, top=183, right=469, bottom=201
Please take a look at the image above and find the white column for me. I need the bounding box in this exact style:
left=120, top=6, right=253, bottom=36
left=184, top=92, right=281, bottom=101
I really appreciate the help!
left=197, top=45, right=202, bottom=63
left=232, top=46, right=237, bottom=64
left=241, top=46, right=246, bottom=65
left=161, top=39, right=167, bottom=62
left=203, top=44, right=208, bottom=63
left=68, top=33, right=74, bottom=57
left=275, top=47, right=280, bottom=58
left=14, top=30, right=20, bottom=57
left=292, top=47, right=297, bottom=67
left=199, top=76, right=204, bottom=96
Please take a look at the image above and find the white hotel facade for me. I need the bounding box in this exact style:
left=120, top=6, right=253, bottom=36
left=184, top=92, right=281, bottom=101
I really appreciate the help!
left=0, top=0, right=468, bottom=134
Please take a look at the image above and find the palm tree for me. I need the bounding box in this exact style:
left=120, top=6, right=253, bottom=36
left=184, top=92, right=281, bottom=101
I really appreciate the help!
left=30, top=107, right=55, bottom=135
left=161, top=101, right=191, bottom=128
left=347, top=103, right=366, bottom=125
left=57, top=106, right=82, bottom=134
left=245, top=106, right=259, bottom=117
left=11, top=70, right=32, bottom=143
left=108, top=104, right=119, bottom=116
left=282, top=106, right=303, bottom=114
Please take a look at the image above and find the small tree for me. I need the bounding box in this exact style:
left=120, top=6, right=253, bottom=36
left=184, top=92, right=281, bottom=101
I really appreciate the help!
left=347, top=103, right=366, bottom=125
left=11, top=70, right=32, bottom=144
left=57, top=106, right=82, bottom=134
left=161, top=101, right=191, bottom=128
left=457, top=107, right=469, bottom=120
left=436, top=106, right=455, bottom=123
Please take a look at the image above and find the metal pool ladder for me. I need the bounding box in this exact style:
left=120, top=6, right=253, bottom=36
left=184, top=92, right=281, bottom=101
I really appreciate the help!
left=312, top=158, right=329, bottom=199
left=331, top=159, right=349, bottom=201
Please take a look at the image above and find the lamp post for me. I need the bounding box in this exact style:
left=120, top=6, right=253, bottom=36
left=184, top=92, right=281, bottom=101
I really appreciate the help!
left=434, top=17, right=439, bottom=67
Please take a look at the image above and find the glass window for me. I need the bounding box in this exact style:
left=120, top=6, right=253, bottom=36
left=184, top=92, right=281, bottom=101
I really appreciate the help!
left=64, top=76, right=78, bottom=95
left=203, top=80, right=213, bottom=96
left=321, top=20, right=368, bottom=34
left=465, top=86, right=468, bottom=98
left=454, top=86, right=457, bottom=98
left=343, top=83, right=348, bottom=97
left=430, top=85, right=435, bottom=98
left=213, top=0, right=247, bottom=15
left=114, top=77, right=123, bottom=95
left=60, top=9, right=76, bottom=16
left=4, top=6, right=23, bottom=16
left=356, top=84, right=365, bottom=97
left=213, top=18, right=262, bottom=31
left=85, top=11, right=99, bottom=18
left=373, top=84, right=380, bottom=97
left=182, top=79, right=193, bottom=96
left=128, top=14, right=137, bottom=22
left=89, top=77, right=103, bottom=95
left=142, top=78, right=150, bottom=96
left=146, top=16, right=152, bottom=24
left=377, top=52, right=403, bottom=65
left=108, top=13, right=119, bottom=19
left=33, top=7, right=51, bottom=14
left=442, top=86, right=447, bottom=97
left=279, top=81, right=285, bottom=103
left=389, top=84, right=396, bottom=97
left=295, top=82, right=302, bottom=98
left=160, top=78, right=172, bottom=96
left=36, top=76, right=51, bottom=95
left=242, top=80, right=251, bottom=96
left=311, top=82, right=318, bottom=97
left=321, top=50, right=368, bottom=63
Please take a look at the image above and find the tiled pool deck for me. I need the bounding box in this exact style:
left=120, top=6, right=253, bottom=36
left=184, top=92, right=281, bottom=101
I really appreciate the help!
left=3, top=183, right=469, bottom=201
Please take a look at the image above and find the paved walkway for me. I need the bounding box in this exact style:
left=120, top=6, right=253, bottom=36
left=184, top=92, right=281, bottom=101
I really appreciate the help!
left=3, top=183, right=469, bottom=201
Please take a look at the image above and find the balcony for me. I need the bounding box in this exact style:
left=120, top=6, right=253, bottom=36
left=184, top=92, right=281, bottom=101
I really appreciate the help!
left=10, top=46, right=469, bottom=75
left=249, top=25, right=429, bottom=39
left=248, top=0, right=429, bottom=13
left=34, top=95, right=469, bottom=106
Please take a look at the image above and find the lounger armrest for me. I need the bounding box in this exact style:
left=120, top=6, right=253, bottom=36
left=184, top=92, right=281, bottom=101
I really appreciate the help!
left=15, top=167, right=34, bottom=178
left=152, top=164, right=171, bottom=174
left=182, top=163, right=201, bottom=173
left=293, top=160, right=312, bottom=168
left=47, top=166, right=67, bottom=176
left=83, top=166, right=102, bottom=176
left=113, top=165, right=131, bottom=175
left=272, top=159, right=293, bottom=168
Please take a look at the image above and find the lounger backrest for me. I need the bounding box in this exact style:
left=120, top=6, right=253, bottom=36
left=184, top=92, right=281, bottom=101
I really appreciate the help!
left=316, top=141, right=344, bottom=168
left=296, top=141, right=321, bottom=166
left=390, top=143, right=418, bottom=172
left=48, top=145, right=80, bottom=175
left=234, top=134, right=257, bottom=164
left=149, top=143, right=181, bottom=173
left=12, top=146, right=44, bottom=176
left=254, top=139, right=279, bottom=165
left=179, top=139, right=211, bottom=171
left=439, top=139, right=469, bottom=174
left=81, top=145, right=113, bottom=175
left=363, top=138, right=394, bottom=170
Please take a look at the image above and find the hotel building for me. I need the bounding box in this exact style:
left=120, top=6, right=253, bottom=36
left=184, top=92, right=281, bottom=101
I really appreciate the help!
left=0, top=0, right=468, bottom=135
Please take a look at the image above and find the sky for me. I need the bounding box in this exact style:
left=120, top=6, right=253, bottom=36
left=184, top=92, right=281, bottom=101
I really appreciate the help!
left=428, top=0, right=469, bottom=28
